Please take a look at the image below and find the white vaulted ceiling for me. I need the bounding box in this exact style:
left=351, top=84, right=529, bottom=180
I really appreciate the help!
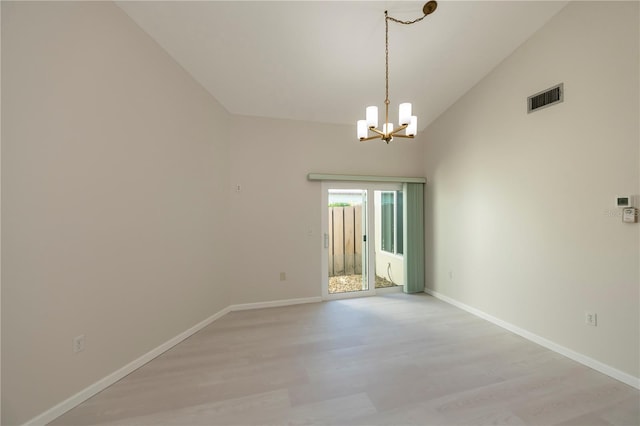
left=116, top=1, right=568, bottom=130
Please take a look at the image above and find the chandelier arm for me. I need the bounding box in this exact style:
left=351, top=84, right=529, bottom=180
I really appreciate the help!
left=360, top=135, right=383, bottom=142
left=389, top=124, right=409, bottom=135
left=369, top=127, right=385, bottom=136
left=392, top=134, right=415, bottom=139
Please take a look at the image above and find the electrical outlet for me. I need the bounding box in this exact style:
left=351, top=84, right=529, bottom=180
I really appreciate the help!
left=585, top=312, right=597, bottom=327
left=73, top=335, right=85, bottom=353
left=279, top=272, right=286, bottom=281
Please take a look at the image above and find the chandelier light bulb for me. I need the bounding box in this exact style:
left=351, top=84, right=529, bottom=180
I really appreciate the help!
left=365, top=106, right=378, bottom=129
left=357, top=120, right=368, bottom=140
left=406, top=116, right=418, bottom=136
left=383, top=122, right=394, bottom=135
left=399, top=103, right=412, bottom=126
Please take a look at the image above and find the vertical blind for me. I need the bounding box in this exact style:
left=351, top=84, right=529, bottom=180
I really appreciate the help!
left=403, top=182, right=425, bottom=294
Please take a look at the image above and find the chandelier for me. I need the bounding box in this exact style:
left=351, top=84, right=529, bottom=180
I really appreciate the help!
left=357, top=1, right=438, bottom=143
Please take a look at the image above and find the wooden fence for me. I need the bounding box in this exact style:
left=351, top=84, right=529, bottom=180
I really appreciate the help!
left=328, top=205, right=363, bottom=277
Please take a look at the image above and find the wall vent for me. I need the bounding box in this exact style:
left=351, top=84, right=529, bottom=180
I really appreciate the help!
left=528, top=83, right=563, bottom=113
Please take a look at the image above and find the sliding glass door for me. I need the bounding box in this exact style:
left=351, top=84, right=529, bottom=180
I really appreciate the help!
left=321, top=182, right=405, bottom=300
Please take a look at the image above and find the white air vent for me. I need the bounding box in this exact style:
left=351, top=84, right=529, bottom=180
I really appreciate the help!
left=528, top=83, right=563, bottom=113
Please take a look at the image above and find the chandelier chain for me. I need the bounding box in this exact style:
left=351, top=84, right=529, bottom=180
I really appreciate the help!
left=385, top=11, right=389, bottom=105
left=386, top=14, right=428, bottom=26
left=384, top=10, right=427, bottom=111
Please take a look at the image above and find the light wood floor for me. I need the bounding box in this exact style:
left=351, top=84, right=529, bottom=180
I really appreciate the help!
left=52, top=293, right=639, bottom=425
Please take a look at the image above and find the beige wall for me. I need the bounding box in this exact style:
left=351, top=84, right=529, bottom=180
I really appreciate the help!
left=1, top=2, right=231, bottom=424
left=423, top=1, right=639, bottom=378
left=227, top=115, right=424, bottom=305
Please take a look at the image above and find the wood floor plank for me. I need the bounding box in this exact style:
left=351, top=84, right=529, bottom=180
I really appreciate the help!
left=51, top=294, right=640, bottom=426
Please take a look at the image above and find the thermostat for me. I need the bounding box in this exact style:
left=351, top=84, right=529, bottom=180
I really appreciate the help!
left=623, top=208, right=638, bottom=223
left=616, top=196, right=633, bottom=208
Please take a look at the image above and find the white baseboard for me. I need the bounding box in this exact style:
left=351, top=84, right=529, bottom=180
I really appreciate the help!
left=424, top=288, right=640, bottom=390
left=23, top=296, right=322, bottom=426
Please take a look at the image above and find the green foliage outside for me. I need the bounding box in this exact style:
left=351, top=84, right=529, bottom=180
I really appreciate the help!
left=328, top=202, right=351, bottom=207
